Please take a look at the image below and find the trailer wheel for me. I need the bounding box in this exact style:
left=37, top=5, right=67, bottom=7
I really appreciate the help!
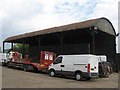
left=50, top=70, right=55, bottom=77
left=23, top=66, right=27, bottom=71
left=7, top=62, right=11, bottom=68
left=23, top=65, right=28, bottom=71
left=75, top=73, right=83, bottom=81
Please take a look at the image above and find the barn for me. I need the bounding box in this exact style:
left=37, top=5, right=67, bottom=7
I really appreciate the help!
left=3, top=17, right=117, bottom=71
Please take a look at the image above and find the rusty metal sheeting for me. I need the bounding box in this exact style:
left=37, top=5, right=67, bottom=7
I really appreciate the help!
left=4, top=17, right=115, bottom=42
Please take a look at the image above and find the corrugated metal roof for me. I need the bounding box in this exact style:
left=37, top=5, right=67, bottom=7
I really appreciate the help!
left=4, top=17, right=116, bottom=42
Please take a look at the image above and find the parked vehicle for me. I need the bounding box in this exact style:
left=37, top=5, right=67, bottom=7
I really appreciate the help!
left=6, top=51, right=56, bottom=72
left=48, top=54, right=99, bottom=81
left=0, top=53, right=7, bottom=65
left=97, top=55, right=107, bottom=62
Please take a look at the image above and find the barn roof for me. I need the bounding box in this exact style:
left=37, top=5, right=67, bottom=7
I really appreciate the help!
left=4, top=17, right=116, bottom=42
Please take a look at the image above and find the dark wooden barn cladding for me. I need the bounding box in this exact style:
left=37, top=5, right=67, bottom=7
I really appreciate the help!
left=3, top=17, right=117, bottom=71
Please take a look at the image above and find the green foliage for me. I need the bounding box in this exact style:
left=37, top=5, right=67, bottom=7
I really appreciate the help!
left=13, top=44, right=29, bottom=55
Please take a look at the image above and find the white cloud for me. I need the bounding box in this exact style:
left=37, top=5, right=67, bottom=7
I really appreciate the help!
left=0, top=11, right=7, bottom=22
left=20, top=13, right=79, bottom=30
left=87, top=0, right=118, bottom=30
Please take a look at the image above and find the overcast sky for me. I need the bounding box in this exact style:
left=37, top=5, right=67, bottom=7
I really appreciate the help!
left=0, top=0, right=119, bottom=52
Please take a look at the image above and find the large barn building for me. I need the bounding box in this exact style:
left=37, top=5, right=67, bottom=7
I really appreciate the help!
left=3, top=17, right=117, bottom=71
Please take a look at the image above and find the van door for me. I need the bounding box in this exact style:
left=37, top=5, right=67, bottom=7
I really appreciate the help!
left=89, top=56, right=98, bottom=73
left=61, top=56, right=74, bottom=76
left=52, top=57, right=63, bottom=74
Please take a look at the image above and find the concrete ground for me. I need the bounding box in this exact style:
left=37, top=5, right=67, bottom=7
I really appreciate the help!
left=2, top=66, right=118, bottom=88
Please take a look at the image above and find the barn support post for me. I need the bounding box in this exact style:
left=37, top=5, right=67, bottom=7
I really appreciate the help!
left=88, top=43, right=90, bottom=54
left=89, top=27, right=98, bottom=54
left=55, top=32, right=67, bottom=54
left=38, top=36, right=41, bottom=48
left=36, top=35, right=41, bottom=50
left=11, top=42, right=13, bottom=50
left=35, top=36, right=42, bottom=63
left=89, top=27, right=95, bottom=54
left=60, top=32, right=63, bottom=54
left=3, top=42, right=5, bottom=53
left=23, top=38, right=31, bottom=58
left=92, top=33, right=95, bottom=54
left=26, top=38, right=30, bottom=57
left=22, top=39, right=25, bottom=58
left=55, top=32, right=62, bottom=54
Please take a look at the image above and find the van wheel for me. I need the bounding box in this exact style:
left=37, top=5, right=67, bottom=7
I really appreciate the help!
left=75, top=73, right=82, bottom=81
left=50, top=70, right=55, bottom=77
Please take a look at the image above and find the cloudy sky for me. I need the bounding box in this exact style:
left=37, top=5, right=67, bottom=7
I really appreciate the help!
left=0, top=0, right=119, bottom=52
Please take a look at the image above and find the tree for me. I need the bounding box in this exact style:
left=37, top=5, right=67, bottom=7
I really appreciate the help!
left=13, top=43, right=29, bottom=55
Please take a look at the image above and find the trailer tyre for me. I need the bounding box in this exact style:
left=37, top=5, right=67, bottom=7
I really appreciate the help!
left=75, top=73, right=82, bottom=81
left=7, top=62, right=11, bottom=68
left=50, top=70, right=55, bottom=77
left=23, top=65, right=28, bottom=71
left=23, top=66, right=27, bottom=71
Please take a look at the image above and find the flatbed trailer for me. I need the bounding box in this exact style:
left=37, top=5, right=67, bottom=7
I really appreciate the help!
left=7, top=51, right=56, bottom=72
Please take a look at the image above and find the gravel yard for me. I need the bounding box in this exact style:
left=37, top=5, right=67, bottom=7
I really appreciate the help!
left=2, top=66, right=118, bottom=88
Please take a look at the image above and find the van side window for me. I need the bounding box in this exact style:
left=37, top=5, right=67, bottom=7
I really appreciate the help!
left=53, top=57, right=62, bottom=64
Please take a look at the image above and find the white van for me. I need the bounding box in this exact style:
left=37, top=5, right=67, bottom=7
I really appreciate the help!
left=48, top=54, right=99, bottom=80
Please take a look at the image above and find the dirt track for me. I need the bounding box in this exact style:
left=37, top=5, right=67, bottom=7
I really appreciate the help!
left=2, top=66, right=118, bottom=88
